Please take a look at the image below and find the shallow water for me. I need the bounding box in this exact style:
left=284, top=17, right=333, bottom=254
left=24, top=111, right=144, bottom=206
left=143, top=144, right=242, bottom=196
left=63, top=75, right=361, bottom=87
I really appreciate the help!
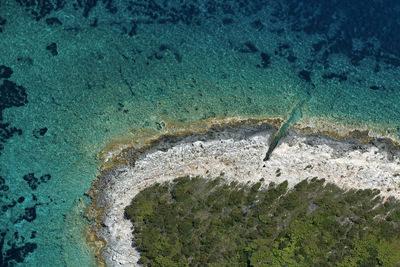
left=1, top=1, right=400, bottom=266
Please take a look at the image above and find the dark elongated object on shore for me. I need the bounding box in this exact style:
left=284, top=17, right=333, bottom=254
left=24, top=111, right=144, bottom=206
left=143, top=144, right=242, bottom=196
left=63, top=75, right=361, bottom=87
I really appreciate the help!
left=264, top=101, right=303, bottom=161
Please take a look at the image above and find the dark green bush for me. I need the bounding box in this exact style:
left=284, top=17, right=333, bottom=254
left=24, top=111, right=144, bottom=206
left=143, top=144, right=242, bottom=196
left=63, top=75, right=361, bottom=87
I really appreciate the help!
left=125, top=176, right=400, bottom=267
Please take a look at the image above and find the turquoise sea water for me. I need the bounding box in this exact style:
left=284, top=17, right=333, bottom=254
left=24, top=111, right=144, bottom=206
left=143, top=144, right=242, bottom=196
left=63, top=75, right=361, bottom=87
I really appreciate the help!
left=1, top=1, right=400, bottom=266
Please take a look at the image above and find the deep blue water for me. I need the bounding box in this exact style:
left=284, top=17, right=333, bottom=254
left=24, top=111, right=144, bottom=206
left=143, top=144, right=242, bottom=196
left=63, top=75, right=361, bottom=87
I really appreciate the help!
left=1, top=0, right=400, bottom=265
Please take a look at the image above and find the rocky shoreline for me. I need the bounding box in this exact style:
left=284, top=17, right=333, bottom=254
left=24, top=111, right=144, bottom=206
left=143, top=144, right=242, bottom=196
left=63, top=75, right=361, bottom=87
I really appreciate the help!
left=87, top=120, right=400, bottom=266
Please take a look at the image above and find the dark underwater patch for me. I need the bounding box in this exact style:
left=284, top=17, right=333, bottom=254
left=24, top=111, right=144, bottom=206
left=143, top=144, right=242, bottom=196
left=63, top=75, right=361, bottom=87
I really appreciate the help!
left=369, top=85, right=386, bottom=91
left=250, top=19, right=264, bottom=31
left=128, top=22, right=137, bottom=36
left=45, top=17, right=62, bottom=26
left=1, top=200, right=17, bottom=212
left=258, top=52, right=271, bottom=68
left=11, top=0, right=400, bottom=71
left=15, top=205, right=37, bottom=223
left=0, top=65, right=35, bottom=265
left=148, top=44, right=182, bottom=63
left=0, top=66, right=12, bottom=79
left=222, top=18, right=234, bottom=25
left=23, top=173, right=51, bottom=191
left=0, top=230, right=37, bottom=265
left=0, top=123, right=22, bottom=148
left=275, top=43, right=297, bottom=64
left=46, top=43, right=58, bottom=56
left=15, top=0, right=65, bottom=21
left=322, top=72, right=348, bottom=82
left=0, top=16, right=6, bottom=33
left=0, top=80, right=28, bottom=120
left=277, top=0, right=400, bottom=68
left=238, top=42, right=258, bottom=53
left=33, top=127, right=48, bottom=138
left=0, top=176, right=9, bottom=192
left=298, top=70, right=312, bottom=83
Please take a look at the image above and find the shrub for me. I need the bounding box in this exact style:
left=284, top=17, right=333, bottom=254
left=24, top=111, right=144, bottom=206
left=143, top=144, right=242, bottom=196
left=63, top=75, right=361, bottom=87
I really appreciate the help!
left=124, top=177, right=400, bottom=266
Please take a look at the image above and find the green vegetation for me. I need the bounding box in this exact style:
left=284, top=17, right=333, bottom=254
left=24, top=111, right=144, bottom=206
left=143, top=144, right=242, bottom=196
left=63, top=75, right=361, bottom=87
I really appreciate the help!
left=124, top=176, right=400, bottom=266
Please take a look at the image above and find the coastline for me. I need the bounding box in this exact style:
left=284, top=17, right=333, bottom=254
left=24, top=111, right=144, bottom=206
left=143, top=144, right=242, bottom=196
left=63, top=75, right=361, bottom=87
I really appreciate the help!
left=86, top=117, right=400, bottom=266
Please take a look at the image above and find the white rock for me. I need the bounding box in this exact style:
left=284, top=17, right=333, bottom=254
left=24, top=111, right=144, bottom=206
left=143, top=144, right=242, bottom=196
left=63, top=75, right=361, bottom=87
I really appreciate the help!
left=94, top=127, right=400, bottom=266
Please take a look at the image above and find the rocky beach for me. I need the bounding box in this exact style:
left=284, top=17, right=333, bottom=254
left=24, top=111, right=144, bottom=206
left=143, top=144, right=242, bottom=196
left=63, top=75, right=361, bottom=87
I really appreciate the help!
left=88, top=120, right=400, bottom=266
